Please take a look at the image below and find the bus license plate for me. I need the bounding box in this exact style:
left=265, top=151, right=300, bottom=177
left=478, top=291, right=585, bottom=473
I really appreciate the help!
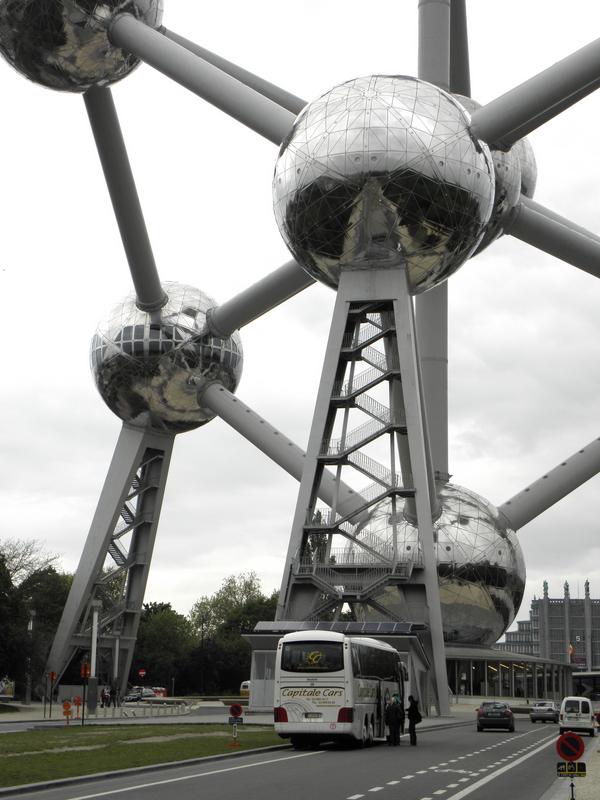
left=305, top=712, right=322, bottom=719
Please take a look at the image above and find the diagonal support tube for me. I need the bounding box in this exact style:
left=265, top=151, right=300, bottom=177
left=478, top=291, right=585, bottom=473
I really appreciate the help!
left=470, top=36, right=600, bottom=150
left=508, top=198, right=600, bottom=279
left=197, top=382, right=368, bottom=522
left=84, top=86, right=167, bottom=311
left=161, top=27, right=306, bottom=115
left=499, top=436, right=600, bottom=530
left=206, top=260, right=315, bottom=338
left=109, top=15, right=296, bottom=144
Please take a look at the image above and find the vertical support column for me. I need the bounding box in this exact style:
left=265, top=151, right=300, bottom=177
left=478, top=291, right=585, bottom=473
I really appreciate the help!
left=417, top=0, right=451, bottom=483
left=276, top=283, right=350, bottom=620
left=564, top=582, right=571, bottom=665
left=584, top=580, right=592, bottom=670
left=392, top=268, right=449, bottom=716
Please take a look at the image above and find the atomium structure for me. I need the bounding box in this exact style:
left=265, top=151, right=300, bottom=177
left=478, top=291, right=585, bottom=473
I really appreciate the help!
left=3, top=1, right=600, bottom=714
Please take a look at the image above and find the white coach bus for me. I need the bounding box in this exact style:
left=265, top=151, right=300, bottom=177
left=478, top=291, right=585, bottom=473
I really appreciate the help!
left=273, top=629, right=407, bottom=748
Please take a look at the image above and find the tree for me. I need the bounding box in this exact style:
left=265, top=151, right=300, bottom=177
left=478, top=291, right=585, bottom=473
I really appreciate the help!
left=188, top=572, right=264, bottom=638
left=186, top=574, right=278, bottom=694
left=0, top=539, right=59, bottom=585
left=130, top=603, right=195, bottom=692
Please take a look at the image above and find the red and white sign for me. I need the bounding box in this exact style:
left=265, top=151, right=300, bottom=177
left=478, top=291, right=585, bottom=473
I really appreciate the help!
left=138, top=668, right=146, bottom=678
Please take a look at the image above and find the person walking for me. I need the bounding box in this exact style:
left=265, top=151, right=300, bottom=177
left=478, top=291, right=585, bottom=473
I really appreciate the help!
left=406, top=694, right=422, bottom=746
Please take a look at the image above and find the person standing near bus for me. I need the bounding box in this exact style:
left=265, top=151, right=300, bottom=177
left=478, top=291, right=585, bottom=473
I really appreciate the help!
left=406, top=695, right=421, bottom=745
left=385, top=695, right=404, bottom=745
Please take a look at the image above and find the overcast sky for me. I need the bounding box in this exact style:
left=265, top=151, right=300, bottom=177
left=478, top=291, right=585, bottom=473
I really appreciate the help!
left=1, top=1, right=600, bottom=635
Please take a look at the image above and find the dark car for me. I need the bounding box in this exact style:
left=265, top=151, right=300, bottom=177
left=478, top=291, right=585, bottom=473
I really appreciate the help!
left=477, top=701, right=515, bottom=732
left=123, top=687, right=157, bottom=703
left=530, top=700, right=559, bottom=723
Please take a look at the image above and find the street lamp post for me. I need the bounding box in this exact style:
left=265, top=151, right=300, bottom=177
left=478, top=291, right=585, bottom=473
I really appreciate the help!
left=24, top=608, right=36, bottom=706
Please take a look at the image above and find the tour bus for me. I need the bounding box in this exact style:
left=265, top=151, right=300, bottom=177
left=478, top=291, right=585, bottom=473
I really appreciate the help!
left=273, top=630, right=407, bottom=748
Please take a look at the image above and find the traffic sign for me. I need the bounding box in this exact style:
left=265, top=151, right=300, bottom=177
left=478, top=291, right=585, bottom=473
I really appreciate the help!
left=557, top=761, right=587, bottom=778
left=138, top=668, right=146, bottom=678
left=556, top=732, right=585, bottom=761
left=73, top=696, right=82, bottom=706
left=229, top=703, right=243, bottom=718
left=62, top=700, right=72, bottom=711
left=228, top=716, right=245, bottom=725
left=49, top=671, right=57, bottom=683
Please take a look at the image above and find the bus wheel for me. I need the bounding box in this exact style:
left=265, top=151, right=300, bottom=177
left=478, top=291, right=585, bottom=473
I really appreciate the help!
left=357, top=719, right=368, bottom=748
left=366, top=718, right=375, bottom=747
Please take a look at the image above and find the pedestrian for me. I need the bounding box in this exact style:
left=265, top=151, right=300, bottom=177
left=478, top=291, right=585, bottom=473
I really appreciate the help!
left=385, top=694, right=404, bottom=745
left=406, top=695, right=422, bottom=746
left=100, top=687, right=109, bottom=708
left=109, top=685, right=117, bottom=707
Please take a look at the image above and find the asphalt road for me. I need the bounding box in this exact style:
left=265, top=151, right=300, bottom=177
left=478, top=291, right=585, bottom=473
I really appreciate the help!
left=1, top=717, right=584, bottom=800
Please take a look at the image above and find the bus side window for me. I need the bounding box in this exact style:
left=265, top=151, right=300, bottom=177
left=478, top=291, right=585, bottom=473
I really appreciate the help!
left=351, top=645, right=362, bottom=678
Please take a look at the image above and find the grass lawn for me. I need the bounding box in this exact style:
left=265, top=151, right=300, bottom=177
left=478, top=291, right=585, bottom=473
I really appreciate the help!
left=0, top=723, right=283, bottom=788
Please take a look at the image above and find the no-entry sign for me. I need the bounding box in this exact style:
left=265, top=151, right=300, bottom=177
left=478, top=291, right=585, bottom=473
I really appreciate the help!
left=556, top=732, right=585, bottom=761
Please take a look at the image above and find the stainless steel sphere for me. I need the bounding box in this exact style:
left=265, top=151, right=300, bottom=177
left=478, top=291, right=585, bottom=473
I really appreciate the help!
left=273, top=75, right=495, bottom=293
left=512, top=136, right=538, bottom=198
left=0, top=0, right=163, bottom=92
left=356, top=482, right=525, bottom=646
left=454, top=94, right=525, bottom=255
left=90, top=283, right=243, bottom=434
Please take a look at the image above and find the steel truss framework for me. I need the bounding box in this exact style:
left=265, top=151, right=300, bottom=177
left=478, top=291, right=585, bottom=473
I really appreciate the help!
left=6, top=2, right=595, bottom=712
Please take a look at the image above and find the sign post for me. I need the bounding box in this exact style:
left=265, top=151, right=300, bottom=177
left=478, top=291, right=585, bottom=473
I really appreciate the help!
left=228, top=703, right=243, bottom=747
left=48, top=671, right=57, bottom=720
left=556, top=732, right=586, bottom=799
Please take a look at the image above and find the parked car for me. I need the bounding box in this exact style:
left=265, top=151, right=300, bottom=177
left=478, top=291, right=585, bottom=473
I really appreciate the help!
left=123, top=687, right=157, bottom=703
left=530, top=700, right=559, bottom=723
left=477, top=701, right=515, bottom=732
left=559, top=696, right=596, bottom=737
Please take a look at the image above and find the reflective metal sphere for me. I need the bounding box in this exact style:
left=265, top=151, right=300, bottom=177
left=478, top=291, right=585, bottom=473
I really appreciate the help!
left=512, top=136, right=538, bottom=198
left=90, top=283, right=243, bottom=434
left=273, top=75, right=495, bottom=293
left=355, top=482, right=525, bottom=646
left=0, top=0, right=163, bottom=92
left=454, top=95, right=524, bottom=254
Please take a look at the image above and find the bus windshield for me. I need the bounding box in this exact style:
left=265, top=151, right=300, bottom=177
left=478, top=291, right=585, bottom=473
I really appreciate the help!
left=281, top=641, right=344, bottom=673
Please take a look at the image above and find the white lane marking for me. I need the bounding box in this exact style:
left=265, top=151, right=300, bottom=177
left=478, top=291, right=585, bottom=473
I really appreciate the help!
left=433, top=791, right=447, bottom=796
left=443, top=736, right=555, bottom=800
left=386, top=780, right=400, bottom=785
left=458, top=778, right=469, bottom=783
left=416, top=770, right=428, bottom=774
left=347, top=795, right=364, bottom=799
left=63, top=751, right=324, bottom=800
left=447, top=785, right=459, bottom=789
left=368, top=789, right=384, bottom=793
left=402, top=775, right=415, bottom=780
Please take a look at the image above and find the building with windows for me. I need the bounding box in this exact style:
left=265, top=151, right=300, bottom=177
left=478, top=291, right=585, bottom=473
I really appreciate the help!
left=497, top=580, right=600, bottom=671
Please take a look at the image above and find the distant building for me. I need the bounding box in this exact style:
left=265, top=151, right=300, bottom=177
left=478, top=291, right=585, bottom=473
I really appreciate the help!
left=497, top=580, right=600, bottom=670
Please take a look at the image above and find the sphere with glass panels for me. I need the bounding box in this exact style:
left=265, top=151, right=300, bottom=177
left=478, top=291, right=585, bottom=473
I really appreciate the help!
left=355, top=482, right=525, bottom=647
left=454, top=94, right=537, bottom=254
left=0, top=0, right=163, bottom=92
left=273, top=75, right=496, bottom=293
left=90, top=282, right=243, bottom=434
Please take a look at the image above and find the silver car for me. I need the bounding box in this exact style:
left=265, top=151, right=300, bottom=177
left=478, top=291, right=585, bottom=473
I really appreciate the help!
left=530, top=700, right=559, bottom=723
